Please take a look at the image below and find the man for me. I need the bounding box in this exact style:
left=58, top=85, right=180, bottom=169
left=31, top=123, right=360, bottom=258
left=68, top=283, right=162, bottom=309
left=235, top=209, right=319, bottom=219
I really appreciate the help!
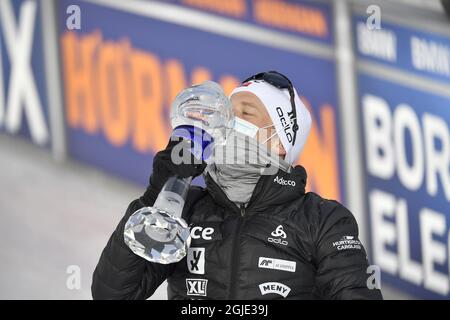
left=91, top=71, right=383, bottom=300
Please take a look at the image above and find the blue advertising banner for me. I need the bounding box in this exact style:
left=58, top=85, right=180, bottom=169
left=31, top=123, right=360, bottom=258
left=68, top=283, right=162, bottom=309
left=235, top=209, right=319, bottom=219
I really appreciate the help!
left=0, top=0, right=50, bottom=146
left=57, top=0, right=344, bottom=203
left=354, top=15, right=450, bottom=83
left=159, top=0, right=334, bottom=45
left=358, top=73, right=450, bottom=299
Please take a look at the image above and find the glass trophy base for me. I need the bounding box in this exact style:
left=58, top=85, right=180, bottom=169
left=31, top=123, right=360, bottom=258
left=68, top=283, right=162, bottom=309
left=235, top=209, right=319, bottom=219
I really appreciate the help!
left=124, top=206, right=191, bottom=264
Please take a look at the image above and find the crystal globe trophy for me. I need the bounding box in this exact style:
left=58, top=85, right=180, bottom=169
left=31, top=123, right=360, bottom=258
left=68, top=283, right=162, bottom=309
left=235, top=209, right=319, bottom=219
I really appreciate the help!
left=124, top=81, right=233, bottom=264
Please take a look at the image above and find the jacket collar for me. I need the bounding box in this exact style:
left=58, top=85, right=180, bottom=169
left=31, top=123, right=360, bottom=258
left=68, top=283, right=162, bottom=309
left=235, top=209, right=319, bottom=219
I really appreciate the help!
left=205, top=165, right=307, bottom=213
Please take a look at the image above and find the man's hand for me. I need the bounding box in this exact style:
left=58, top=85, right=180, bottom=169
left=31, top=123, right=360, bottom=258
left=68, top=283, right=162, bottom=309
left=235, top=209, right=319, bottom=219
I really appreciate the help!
left=150, top=137, right=207, bottom=191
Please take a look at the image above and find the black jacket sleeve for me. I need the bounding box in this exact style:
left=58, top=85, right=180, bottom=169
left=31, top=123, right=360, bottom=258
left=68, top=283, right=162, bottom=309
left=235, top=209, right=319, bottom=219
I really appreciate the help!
left=91, top=186, right=176, bottom=300
left=313, top=201, right=383, bottom=300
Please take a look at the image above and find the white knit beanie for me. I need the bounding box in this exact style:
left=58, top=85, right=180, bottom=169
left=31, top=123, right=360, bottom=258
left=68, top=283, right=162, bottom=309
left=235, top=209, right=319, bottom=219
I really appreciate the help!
left=230, top=80, right=312, bottom=164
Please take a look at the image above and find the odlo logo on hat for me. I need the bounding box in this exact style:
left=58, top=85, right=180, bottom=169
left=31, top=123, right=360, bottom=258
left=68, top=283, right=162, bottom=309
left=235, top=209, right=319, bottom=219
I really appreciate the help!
left=274, top=176, right=296, bottom=186
left=276, top=107, right=293, bottom=143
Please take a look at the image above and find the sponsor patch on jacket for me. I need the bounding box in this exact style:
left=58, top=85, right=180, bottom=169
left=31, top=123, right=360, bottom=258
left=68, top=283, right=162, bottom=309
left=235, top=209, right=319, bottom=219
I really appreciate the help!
left=273, top=175, right=296, bottom=186
left=187, top=247, right=205, bottom=274
left=267, top=225, right=289, bottom=246
left=190, top=226, right=215, bottom=240
left=259, top=282, right=291, bottom=298
left=332, top=235, right=362, bottom=251
left=258, top=257, right=296, bottom=272
left=186, top=278, right=208, bottom=297
left=189, top=223, right=222, bottom=242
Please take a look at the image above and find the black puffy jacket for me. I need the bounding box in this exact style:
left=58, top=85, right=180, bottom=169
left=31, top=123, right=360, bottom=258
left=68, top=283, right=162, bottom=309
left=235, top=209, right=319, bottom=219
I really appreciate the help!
left=92, top=166, right=382, bottom=300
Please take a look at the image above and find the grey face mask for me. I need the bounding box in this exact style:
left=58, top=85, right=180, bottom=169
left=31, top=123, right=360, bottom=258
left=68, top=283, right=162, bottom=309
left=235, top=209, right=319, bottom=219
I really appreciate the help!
left=205, top=130, right=290, bottom=205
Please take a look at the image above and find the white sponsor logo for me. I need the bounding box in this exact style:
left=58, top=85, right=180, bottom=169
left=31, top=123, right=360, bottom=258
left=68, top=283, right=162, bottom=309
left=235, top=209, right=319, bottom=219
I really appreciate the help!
left=357, top=21, right=397, bottom=62
left=363, top=93, right=450, bottom=197
left=411, top=36, right=450, bottom=77
left=332, top=236, right=362, bottom=251
left=273, top=176, right=296, bottom=186
left=276, top=107, right=293, bottom=143
left=370, top=189, right=450, bottom=296
left=259, top=282, right=291, bottom=298
left=186, top=279, right=208, bottom=296
left=0, top=0, right=49, bottom=145
left=190, top=226, right=215, bottom=240
left=187, top=247, right=205, bottom=274
left=258, top=257, right=296, bottom=273
left=271, top=225, right=287, bottom=238
left=362, top=89, right=450, bottom=295
left=268, top=225, right=288, bottom=246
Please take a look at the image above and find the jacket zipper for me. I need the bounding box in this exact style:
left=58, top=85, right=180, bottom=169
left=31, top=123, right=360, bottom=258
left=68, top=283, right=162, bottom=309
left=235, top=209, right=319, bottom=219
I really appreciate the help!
left=228, top=204, right=246, bottom=299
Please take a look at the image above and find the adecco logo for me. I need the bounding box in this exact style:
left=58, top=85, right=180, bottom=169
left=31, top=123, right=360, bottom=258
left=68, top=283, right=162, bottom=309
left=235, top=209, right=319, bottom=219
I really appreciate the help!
left=274, top=176, right=296, bottom=186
